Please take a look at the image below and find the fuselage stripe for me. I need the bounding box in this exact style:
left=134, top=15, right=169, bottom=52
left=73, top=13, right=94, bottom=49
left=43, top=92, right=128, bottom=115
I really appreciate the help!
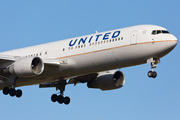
left=55, top=40, right=177, bottom=59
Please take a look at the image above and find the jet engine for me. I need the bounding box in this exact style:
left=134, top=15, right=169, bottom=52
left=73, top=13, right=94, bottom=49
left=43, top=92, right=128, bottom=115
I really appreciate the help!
left=87, top=70, right=125, bottom=91
left=4, top=57, right=44, bottom=77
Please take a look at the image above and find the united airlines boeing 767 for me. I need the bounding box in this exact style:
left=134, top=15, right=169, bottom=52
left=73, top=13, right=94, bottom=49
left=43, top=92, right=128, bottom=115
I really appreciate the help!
left=0, top=25, right=177, bottom=105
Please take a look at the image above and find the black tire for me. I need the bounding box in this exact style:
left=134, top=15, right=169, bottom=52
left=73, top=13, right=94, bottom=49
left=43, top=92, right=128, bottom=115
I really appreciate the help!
left=3, top=87, right=9, bottom=95
left=9, top=88, right=16, bottom=97
left=16, top=89, right=22, bottom=98
left=148, top=71, right=153, bottom=78
left=152, top=71, right=157, bottom=78
left=57, top=95, right=64, bottom=104
left=51, top=94, right=57, bottom=102
left=64, top=96, right=70, bottom=105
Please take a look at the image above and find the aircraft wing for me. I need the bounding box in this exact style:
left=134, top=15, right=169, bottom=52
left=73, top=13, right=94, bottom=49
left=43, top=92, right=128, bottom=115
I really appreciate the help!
left=0, top=54, right=61, bottom=81
left=0, top=54, right=61, bottom=67
left=0, top=55, right=16, bottom=70
left=67, top=73, right=98, bottom=86
left=0, top=54, right=65, bottom=90
left=39, top=72, right=98, bottom=88
left=0, top=55, right=16, bottom=61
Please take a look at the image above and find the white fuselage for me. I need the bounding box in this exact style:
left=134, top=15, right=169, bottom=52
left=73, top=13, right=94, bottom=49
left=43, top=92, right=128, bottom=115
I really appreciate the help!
left=0, top=25, right=177, bottom=87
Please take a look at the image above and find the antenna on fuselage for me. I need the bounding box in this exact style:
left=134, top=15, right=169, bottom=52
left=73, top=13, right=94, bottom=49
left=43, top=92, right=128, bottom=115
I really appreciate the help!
left=96, top=30, right=98, bottom=33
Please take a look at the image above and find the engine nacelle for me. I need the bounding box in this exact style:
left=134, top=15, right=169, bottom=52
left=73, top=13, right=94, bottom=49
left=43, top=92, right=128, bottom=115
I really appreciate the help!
left=87, top=70, right=125, bottom=91
left=5, top=57, right=44, bottom=77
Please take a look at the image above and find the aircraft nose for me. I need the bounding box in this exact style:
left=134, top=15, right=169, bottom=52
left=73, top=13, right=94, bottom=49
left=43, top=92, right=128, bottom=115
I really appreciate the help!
left=166, top=34, right=178, bottom=50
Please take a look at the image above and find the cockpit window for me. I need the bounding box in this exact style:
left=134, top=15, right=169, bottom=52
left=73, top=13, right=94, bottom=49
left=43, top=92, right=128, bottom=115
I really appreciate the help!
left=152, top=30, right=156, bottom=35
left=162, top=30, right=170, bottom=34
left=157, top=30, right=161, bottom=34
left=151, top=30, right=170, bottom=35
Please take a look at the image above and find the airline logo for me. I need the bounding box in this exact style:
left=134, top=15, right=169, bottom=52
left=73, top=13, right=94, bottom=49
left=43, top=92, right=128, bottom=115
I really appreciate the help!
left=69, top=31, right=121, bottom=46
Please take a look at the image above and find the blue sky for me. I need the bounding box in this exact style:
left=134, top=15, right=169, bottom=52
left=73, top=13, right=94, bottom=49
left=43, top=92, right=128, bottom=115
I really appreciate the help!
left=0, top=0, right=180, bottom=120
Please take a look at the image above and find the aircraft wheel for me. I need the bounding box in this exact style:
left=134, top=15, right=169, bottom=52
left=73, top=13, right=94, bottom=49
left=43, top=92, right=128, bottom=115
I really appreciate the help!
left=148, top=71, right=157, bottom=78
left=51, top=94, right=58, bottom=102
left=9, top=88, right=16, bottom=97
left=152, top=71, right=157, bottom=78
left=57, top=95, right=64, bottom=104
left=148, top=71, right=153, bottom=78
left=64, top=96, right=70, bottom=105
left=16, top=89, right=22, bottom=98
left=3, top=87, right=9, bottom=95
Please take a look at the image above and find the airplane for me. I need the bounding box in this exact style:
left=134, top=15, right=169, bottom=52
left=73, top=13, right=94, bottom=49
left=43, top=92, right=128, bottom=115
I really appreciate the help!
left=0, top=25, right=177, bottom=105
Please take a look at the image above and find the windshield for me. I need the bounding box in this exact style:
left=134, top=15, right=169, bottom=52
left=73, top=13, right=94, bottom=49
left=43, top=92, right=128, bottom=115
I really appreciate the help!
left=152, top=30, right=170, bottom=35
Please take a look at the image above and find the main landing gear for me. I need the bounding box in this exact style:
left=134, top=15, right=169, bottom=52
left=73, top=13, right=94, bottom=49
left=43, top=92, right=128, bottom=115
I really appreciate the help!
left=51, top=94, right=70, bottom=105
left=51, top=81, right=70, bottom=105
left=3, top=87, right=22, bottom=97
left=39, top=80, right=70, bottom=105
left=147, top=58, right=160, bottom=78
left=2, top=76, right=22, bottom=98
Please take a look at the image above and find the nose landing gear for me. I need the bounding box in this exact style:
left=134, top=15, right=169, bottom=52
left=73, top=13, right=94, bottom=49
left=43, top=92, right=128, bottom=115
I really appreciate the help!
left=147, top=58, right=160, bottom=78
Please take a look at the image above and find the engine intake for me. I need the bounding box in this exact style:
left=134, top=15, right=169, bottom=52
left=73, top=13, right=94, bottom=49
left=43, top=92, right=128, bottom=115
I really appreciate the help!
left=87, top=70, right=125, bottom=91
left=5, top=57, right=44, bottom=77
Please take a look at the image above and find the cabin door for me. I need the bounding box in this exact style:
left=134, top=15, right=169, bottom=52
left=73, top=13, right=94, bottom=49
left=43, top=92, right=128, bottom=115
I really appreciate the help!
left=130, top=31, right=138, bottom=44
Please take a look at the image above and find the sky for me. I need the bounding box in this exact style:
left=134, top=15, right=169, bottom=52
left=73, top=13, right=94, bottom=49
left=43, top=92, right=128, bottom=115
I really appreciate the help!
left=0, top=0, right=180, bottom=120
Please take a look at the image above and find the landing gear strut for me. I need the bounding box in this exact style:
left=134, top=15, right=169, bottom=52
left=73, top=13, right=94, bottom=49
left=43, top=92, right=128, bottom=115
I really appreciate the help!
left=147, top=58, right=160, bottom=78
left=39, top=80, right=70, bottom=105
left=2, top=76, right=22, bottom=98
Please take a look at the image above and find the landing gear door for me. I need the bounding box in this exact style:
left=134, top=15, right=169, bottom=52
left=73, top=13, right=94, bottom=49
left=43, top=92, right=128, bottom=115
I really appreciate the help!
left=131, top=31, right=138, bottom=45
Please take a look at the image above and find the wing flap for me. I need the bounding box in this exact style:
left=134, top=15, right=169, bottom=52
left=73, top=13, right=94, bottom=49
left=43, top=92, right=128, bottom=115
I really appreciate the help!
left=68, top=73, right=98, bottom=85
